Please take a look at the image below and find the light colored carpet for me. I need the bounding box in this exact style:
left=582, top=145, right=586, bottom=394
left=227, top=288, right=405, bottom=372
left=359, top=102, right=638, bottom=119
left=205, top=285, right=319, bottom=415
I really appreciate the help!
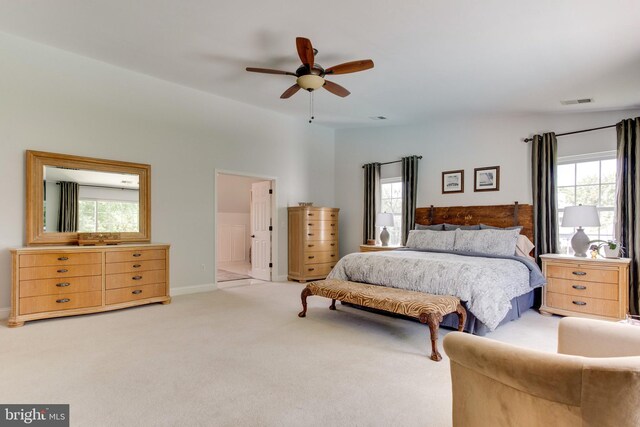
left=217, top=268, right=251, bottom=282
left=0, top=282, right=560, bottom=426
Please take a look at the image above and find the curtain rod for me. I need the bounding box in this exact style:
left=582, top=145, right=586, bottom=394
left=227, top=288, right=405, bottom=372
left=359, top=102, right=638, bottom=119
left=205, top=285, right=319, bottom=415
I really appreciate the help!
left=361, top=156, right=423, bottom=168
left=55, top=182, right=138, bottom=191
left=523, top=124, right=616, bottom=143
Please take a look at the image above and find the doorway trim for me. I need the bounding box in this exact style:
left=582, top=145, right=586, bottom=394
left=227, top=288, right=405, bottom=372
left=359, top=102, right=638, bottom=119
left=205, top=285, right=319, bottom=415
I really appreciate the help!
left=214, top=168, right=278, bottom=287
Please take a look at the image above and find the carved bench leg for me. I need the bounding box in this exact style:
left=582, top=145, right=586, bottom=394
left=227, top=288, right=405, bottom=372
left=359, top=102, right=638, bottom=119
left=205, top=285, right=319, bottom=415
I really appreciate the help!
left=420, top=312, right=444, bottom=361
left=456, top=304, right=467, bottom=332
left=329, top=299, right=337, bottom=310
left=298, top=287, right=313, bottom=318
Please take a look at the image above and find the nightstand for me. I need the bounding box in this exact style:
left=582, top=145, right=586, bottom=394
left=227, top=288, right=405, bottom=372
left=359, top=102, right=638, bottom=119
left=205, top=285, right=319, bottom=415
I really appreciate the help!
left=540, top=254, right=630, bottom=320
left=359, top=244, right=404, bottom=252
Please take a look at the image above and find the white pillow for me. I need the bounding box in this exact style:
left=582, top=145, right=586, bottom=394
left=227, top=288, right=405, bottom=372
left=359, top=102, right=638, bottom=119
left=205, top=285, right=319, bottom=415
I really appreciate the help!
left=515, top=235, right=535, bottom=259
left=405, top=230, right=456, bottom=251
left=453, top=228, right=520, bottom=256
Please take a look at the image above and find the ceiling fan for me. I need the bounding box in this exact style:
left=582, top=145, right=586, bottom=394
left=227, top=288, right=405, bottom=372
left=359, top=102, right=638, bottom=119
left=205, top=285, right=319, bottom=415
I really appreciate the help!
left=246, top=37, right=374, bottom=99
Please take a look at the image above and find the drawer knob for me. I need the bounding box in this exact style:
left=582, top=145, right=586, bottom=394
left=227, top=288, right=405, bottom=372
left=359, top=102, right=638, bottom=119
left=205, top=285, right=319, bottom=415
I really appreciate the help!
left=572, top=271, right=587, bottom=276
left=572, top=285, right=587, bottom=290
left=331, top=233, right=336, bottom=236
left=308, top=223, right=313, bottom=226
left=330, top=254, right=335, bottom=257
left=331, top=214, right=336, bottom=217
left=56, top=282, right=71, bottom=288
left=132, top=290, right=143, bottom=295
left=308, top=213, right=314, bottom=216
left=572, top=301, right=587, bottom=306
left=56, top=298, right=71, bottom=303
left=308, top=233, right=314, bottom=236
left=133, top=264, right=142, bottom=268
left=331, top=243, right=335, bottom=246
left=308, top=256, right=315, bottom=259
left=133, top=253, right=142, bottom=257
left=57, top=256, right=69, bottom=261
left=308, top=268, right=315, bottom=271
left=308, top=244, right=314, bottom=248
left=132, top=275, right=143, bottom=280
left=57, top=269, right=68, bottom=273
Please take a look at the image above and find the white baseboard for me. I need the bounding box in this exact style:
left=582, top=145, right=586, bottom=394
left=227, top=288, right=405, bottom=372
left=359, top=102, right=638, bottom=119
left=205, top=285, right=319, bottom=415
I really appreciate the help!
left=170, top=283, right=217, bottom=296
left=0, top=307, right=10, bottom=320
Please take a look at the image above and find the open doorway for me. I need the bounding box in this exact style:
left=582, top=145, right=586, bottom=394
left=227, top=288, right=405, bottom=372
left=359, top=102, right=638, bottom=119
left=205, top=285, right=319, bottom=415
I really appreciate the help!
left=215, top=172, right=274, bottom=286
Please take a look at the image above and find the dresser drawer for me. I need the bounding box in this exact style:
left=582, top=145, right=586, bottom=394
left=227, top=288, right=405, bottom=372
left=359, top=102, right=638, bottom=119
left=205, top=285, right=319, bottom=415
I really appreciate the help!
left=304, top=210, right=338, bottom=221
left=304, top=241, right=338, bottom=252
left=304, top=228, right=338, bottom=241
left=303, top=251, right=338, bottom=265
left=105, top=259, right=166, bottom=275
left=20, top=291, right=102, bottom=315
left=20, top=276, right=102, bottom=298
left=19, top=264, right=102, bottom=281
left=547, top=278, right=618, bottom=301
left=304, top=221, right=338, bottom=231
left=303, top=262, right=337, bottom=277
left=546, top=264, right=618, bottom=284
left=106, top=283, right=166, bottom=305
left=546, top=292, right=620, bottom=318
left=106, top=249, right=166, bottom=263
left=106, top=270, right=166, bottom=290
left=19, top=252, right=101, bottom=267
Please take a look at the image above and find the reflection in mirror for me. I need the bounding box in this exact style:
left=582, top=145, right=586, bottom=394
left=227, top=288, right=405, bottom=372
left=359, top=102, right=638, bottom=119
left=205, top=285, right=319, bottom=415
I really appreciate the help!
left=43, top=166, right=140, bottom=233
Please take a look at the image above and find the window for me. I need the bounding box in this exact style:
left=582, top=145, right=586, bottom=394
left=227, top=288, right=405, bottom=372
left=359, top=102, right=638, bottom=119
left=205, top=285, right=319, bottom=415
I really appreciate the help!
left=78, top=199, right=139, bottom=232
left=557, top=152, right=616, bottom=254
left=379, top=178, right=403, bottom=246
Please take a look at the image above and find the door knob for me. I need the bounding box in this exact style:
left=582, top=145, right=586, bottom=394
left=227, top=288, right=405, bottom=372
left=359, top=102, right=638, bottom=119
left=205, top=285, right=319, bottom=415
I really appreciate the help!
left=251, top=235, right=256, bottom=238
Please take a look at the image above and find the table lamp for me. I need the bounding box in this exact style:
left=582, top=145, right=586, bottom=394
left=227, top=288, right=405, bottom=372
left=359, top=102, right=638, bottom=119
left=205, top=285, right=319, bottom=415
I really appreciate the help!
left=561, top=205, right=600, bottom=257
left=376, top=212, right=394, bottom=246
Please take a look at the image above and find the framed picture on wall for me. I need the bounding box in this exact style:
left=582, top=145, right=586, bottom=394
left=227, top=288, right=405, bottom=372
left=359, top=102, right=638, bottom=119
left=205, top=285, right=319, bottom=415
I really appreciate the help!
left=474, top=166, right=500, bottom=192
left=442, top=170, right=464, bottom=194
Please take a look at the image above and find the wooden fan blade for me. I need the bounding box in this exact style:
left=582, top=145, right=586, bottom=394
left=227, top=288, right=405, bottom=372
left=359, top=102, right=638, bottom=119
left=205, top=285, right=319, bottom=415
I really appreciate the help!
left=280, top=84, right=301, bottom=99
left=325, top=59, right=374, bottom=75
left=246, top=67, right=296, bottom=76
left=323, top=80, right=350, bottom=97
left=296, top=37, right=315, bottom=67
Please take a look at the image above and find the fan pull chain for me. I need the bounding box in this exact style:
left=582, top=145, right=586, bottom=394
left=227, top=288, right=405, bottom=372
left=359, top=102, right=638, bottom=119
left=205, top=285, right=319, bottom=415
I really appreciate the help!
left=309, top=91, right=315, bottom=124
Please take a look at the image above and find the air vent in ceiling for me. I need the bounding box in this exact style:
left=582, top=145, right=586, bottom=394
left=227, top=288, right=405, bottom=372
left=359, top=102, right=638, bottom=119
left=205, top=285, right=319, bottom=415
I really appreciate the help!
left=369, top=116, right=387, bottom=120
left=560, top=98, right=593, bottom=105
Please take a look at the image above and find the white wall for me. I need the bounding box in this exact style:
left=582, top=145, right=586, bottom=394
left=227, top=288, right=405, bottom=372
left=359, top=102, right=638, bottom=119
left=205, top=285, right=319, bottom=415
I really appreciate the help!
left=217, top=174, right=264, bottom=214
left=0, top=32, right=335, bottom=309
left=335, top=109, right=640, bottom=255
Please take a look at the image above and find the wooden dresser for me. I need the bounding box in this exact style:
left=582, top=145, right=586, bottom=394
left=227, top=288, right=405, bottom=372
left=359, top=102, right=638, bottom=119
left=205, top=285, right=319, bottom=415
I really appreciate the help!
left=9, top=244, right=170, bottom=327
left=288, top=206, right=339, bottom=282
left=540, top=254, right=630, bottom=320
left=359, top=245, right=404, bottom=252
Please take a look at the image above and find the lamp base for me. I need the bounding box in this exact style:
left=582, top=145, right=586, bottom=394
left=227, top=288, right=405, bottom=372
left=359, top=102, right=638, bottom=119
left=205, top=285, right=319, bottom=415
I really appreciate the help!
left=570, top=228, right=590, bottom=257
left=380, top=227, right=390, bottom=246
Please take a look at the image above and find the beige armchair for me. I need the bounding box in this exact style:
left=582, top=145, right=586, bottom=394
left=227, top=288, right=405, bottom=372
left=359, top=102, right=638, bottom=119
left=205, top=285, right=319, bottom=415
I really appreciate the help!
left=443, top=317, right=640, bottom=427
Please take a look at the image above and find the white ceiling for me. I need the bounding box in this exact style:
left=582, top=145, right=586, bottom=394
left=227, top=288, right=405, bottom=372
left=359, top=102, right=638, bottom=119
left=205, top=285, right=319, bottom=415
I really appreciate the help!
left=1, top=0, right=639, bottom=128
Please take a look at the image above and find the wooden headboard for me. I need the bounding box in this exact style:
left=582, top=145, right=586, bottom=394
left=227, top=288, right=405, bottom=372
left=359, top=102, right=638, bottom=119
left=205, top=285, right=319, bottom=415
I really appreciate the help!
left=415, top=203, right=534, bottom=242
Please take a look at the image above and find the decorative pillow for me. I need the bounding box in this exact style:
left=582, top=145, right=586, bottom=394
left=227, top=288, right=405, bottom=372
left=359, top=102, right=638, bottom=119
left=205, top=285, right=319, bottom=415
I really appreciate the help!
left=479, top=223, right=523, bottom=232
left=515, top=235, right=535, bottom=259
left=415, top=223, right=445, bottom=231
left=453, top=228, right=520, bottom=256
left=444, top=223, right=481, bottom=231
left=406, top=230, right=456, bottom=251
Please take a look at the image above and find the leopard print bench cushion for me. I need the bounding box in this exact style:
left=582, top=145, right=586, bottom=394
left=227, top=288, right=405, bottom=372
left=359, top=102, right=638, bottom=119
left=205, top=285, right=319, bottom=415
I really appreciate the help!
left=306, top=279, right=460, bottom=318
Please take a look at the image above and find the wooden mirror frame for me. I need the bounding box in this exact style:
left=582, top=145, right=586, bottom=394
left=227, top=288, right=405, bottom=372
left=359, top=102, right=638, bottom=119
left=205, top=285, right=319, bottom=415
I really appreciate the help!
left=26, top=150, right=151, bottom=246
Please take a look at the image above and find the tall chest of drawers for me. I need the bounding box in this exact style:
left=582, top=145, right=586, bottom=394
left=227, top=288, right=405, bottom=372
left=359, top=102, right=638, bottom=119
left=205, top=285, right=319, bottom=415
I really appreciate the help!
left=540, top=254, right=630, bottom=320
left=288, top=206, right=339, bottom=282
left=9, top=244, right=170, bottom=327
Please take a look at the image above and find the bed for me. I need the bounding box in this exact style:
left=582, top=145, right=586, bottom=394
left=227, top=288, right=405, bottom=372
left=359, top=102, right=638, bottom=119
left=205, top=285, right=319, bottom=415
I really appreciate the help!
left=327, top=203, right=545, bottom=335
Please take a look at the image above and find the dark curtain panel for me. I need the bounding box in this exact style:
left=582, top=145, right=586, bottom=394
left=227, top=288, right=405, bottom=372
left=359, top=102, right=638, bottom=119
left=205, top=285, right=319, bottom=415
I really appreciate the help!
left=531, top=133, right=559, bottom=262
left=616, top=117, right=640, bottom=315
left=58, top=181, right=79, bottom=232
left=363, top=163, right=380, bottom=244
left=401, top=155, right=420, bottom=245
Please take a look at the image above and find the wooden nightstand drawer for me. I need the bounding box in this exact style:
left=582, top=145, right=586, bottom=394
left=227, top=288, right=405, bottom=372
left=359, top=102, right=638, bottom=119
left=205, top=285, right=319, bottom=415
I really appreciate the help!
left=20, top=276, right=102, bottom=298
left=304, top=241, right=338, bottom=252
left=20, top=291, right=102, bottom=315
left=303, top=262, right=336, bottom=277
left=106, top=249, right=166, bottom=263
left=304, top=210, right=338, bottom=221
left=546, top=264, right=618, bottom=284
left=546, top=292, right=620, bottom=318
left=19, top=252, right=101, bottom=267
left=19, top=264, right=102, bottom=281
left=547, top=278, right=618, bottom=301
left=106, top=283, right=166, bottom=305
left=303, top=251, right=338, bottom=264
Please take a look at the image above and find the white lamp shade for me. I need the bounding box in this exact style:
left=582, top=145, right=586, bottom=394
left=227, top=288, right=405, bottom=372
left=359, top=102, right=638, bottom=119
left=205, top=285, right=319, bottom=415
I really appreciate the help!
left=561, top=205, right=600, bottom=227
left=376, top=212, right=394, bottom=227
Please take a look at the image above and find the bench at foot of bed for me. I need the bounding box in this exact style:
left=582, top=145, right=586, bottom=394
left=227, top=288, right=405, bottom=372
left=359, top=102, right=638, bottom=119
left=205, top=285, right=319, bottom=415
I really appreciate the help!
left=298, top=279, right=467, bottom=361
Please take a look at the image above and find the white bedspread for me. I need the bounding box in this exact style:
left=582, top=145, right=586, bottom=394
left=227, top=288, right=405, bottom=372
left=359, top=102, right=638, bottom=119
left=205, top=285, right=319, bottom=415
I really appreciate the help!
left=326, top=250, right=532, bottom=331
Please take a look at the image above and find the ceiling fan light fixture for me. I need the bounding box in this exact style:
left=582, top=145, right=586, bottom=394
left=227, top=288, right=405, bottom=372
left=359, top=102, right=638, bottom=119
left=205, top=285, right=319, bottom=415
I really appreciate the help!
left=297, top=74, right=325, bottom=91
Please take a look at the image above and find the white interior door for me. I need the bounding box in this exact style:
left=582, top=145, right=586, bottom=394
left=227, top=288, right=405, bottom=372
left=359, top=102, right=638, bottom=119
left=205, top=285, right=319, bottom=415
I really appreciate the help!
left=250, top=180, right=272, bottom=281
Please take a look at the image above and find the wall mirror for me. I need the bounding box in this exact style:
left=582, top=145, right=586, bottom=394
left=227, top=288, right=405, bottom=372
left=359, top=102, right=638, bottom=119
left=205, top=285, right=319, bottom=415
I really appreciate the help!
left=26, top=150, right=151, bottom=245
